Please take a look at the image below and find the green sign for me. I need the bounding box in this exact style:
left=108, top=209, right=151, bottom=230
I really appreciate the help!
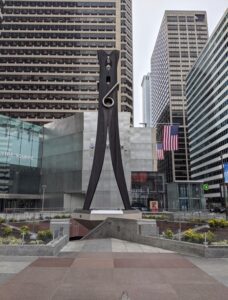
left=203, top=183, right=209, bottom=191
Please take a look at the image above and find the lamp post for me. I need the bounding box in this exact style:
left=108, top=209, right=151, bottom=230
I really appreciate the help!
left=41, top=184, right=47, bottom=212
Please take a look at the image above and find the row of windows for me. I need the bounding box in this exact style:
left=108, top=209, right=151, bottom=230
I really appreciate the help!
left=188, top=73, right=227, bottom=132
left=1, top=94, right=98, bottom=101
left=167, top=14, right=205, bottom=23
left=192, top=169, right=223, bottom=181
left=3, top=16, right=115, bottom=23
left=1, top=32, right=115, bottom=39
left=0, top=77, right=98, bottom=83
left=0, top=57, right=98, bottom=64
left=189, top=115, right=228, bottom=151
left=1, top=103, right=98, bottom=110
left=190, top=127, right=228, bottom=155
left=191, top=160, right=225, bottom=176
left=188, top=93, right=227, bottom=146
left=188, top=94, right=227, bottom=140
left=187, top=46, right=227, bottom=108
left=0, top=49, right=96, bottom=56
left=4, top=111, right=94, bottom=120
left=169, top=50, right=198, bottom=58
left=187, top=16, right=227, bottom=84
left=168, top=24, right=207, bottom=31
left=190, top=134, right=228, bottom=162
left=6, top=2, right=116, bottom=8
left=0, top=84, right=98, bottom=92
left=2, top=24, right=115, bottom=31
left=0, top=41, right=116, bottom=47
left=5, top=8, right=116, bottom=16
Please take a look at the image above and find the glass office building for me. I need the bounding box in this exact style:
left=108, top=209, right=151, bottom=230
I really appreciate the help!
left=186, top=10, right=228, bottom=206
left=0, top=114, right=42, bottom=211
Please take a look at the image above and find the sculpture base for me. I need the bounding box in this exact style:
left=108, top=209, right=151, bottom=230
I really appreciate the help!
left=72, top=210, right=142, bottom=221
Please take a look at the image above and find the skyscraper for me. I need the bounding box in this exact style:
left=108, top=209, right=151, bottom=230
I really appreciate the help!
left=186, top=10, right=228, bottom=207
left=0, top=0, right=133, bottom=124
left=150, top=11, right=208, bottom=182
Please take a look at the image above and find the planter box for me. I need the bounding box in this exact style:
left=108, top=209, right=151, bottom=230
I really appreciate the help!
left=0, top=235, right=68, bottom=256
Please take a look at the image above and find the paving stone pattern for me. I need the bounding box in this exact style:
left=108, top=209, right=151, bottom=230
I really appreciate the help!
left=0, top=240, right=227, bottom=299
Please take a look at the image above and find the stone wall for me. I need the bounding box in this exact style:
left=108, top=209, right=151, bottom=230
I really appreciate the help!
left=0, top=235, right=68, bottom=256
left=83, top=218, right=228, bottom=258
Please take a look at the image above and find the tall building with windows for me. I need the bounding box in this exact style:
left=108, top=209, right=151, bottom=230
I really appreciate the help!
left=141, top=73, right=152, bottom=127
left=0, top=0, right=133, bottom=124
left=186, top=10, right=228, bottom=206
left=150, top=11, right=208, bottom=182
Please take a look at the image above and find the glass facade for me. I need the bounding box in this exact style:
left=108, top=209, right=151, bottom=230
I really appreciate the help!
left=131, top=172, right=165, bottom=209
left=186, top=10, right=228, bottom=206
left=167, top=182, right=205, bottom=211
left=0, top=115, right=42, bottom=210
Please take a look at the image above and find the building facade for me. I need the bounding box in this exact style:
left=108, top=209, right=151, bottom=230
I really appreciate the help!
left=0, top=0, right=133, bottom=124
left=42, top=112, right=158, bottom=210
left=0, top=114, right=42, bottom=211
left=167, top=181, right=205, bottom=211
left=141, top=73, right=152, bottom=127
left=150, top=11, right=208, bottom=182
left=186, top=10, right=228, bottom=206
left=0, top=112, right=159, bottom=211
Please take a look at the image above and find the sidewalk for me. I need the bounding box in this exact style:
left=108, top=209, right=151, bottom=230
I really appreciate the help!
left=0, top=239, right=227, bottom=300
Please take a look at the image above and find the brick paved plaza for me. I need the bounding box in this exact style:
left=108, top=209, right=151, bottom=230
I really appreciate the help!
left=0, top=239, right=227, bottom=300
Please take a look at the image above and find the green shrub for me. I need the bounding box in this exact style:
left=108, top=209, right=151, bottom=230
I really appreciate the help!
left=20, top=225, right=30, bottom=237
left=37, top=230, right=53, bottom=242
left=0, top=217, right=5, bottom=224
left=61, top=215, right=71, bottom=219
left=2, top=226, right=13, bottom=237
left=0, top=237, right=22, bottom=245
left=29, top=240, right=44, bottom=245
left=208, top=219, right=228, bottom=228
left=8, top=237, right=22, bottom=245
left=206, top=231, right=215, bottom=244
left=212, top=240, right=228, bottom=246
left=183, top=229, right=215, bottom=244
left=53, top=215, right=61, bottom=219
left=163, top=229, right=174, bottom=239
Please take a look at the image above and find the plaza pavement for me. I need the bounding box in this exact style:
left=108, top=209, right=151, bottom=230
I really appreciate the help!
left=0, top=238, right=227, bottom=299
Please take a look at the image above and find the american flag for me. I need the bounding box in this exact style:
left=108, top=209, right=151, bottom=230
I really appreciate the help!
left=156, top=143, right=164, bottom=160
left=163, top=125, right=179, bottom=151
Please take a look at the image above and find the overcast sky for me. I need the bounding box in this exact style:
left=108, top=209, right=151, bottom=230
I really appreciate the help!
left=132, top=0, right=227, bottom=126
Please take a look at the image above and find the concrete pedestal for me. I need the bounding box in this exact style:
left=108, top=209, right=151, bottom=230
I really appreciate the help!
left=72, top=210, right=142, bottom=221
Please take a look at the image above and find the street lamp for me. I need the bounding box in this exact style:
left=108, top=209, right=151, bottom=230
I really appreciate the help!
left=41, top=184, right=47, bottom=211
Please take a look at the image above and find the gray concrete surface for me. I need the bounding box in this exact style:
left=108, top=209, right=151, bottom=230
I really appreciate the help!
left=0, top=256, right=37, bottom=286
left=0, top=239, right=228, bottom=299
left=83, top=217, right=228, bottom=257
left=60, top=238, right=173, bottom=253
left=187, top=256, right=228, bottom=287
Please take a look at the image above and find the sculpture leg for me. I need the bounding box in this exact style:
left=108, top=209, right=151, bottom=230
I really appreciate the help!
left=109, top=107, right=131, bottom=210
left=83, top=111, right=108, bottom=210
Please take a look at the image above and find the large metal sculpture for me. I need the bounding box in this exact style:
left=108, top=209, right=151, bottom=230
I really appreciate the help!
left=83, top=50, right=131, bottom=210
